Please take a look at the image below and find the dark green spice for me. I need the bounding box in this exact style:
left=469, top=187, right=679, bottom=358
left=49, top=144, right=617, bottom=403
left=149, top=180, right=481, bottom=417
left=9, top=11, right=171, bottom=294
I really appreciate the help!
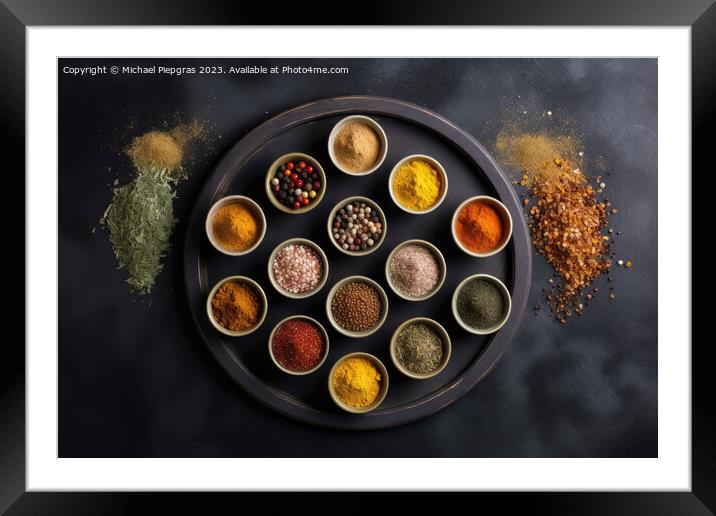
left=394, top=323, right=444, bottom=375
left=456, top=278, right=505, bottom=329
left=101, top=171, right=177, bottom=293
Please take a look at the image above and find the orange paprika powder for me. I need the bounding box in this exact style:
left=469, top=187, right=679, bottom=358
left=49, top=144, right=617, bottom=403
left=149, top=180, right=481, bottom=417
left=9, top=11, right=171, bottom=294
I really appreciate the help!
left=454, top=200, right=505, bottom=253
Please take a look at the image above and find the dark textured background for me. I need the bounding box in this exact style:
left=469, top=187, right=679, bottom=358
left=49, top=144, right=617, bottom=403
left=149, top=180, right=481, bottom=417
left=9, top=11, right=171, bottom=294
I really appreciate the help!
left=58, top=58, right=657, bottom=457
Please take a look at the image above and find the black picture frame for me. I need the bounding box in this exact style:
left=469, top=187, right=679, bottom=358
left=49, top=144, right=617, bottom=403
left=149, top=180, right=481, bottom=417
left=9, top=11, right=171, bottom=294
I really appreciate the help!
left=3, top=0, right=708, bottom=513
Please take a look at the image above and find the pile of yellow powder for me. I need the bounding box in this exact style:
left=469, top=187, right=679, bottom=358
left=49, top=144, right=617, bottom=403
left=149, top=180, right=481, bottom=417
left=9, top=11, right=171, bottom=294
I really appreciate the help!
left=392, top=159, right=443, bottom=211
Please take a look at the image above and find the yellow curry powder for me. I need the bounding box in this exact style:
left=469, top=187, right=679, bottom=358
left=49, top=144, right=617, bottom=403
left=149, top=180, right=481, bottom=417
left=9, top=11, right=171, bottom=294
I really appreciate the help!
left=211, top=281, right=261, bottom=332
left=332, top=357, right=382, bottom=408
left=212, top=202, right=259, bottom=251
left=392, top=159, right=443, bottom=211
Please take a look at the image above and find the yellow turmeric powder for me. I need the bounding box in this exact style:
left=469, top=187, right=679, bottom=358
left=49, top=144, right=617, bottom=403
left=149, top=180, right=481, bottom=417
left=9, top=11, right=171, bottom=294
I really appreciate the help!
left=332, top=357, right=382, bottom=408
left=392, top=159, right=443, bottom=211
left=212, top=202, right=259, bottom=251
left=211, top=281, right=261, bottom=332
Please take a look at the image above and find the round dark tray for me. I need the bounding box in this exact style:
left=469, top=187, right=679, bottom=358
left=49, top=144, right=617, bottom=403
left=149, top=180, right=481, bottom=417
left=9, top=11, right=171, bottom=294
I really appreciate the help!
left=184, top=96, right=531, bottom=430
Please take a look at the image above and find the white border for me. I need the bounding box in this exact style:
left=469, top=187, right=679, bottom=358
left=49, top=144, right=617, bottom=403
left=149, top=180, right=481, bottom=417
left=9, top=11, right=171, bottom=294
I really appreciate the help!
left=27, top=27, right=690, bottom=490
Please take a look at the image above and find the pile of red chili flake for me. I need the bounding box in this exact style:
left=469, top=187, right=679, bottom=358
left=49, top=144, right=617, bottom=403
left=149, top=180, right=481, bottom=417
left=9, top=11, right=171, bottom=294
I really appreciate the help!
left=524, top=157, right=613, bottom=321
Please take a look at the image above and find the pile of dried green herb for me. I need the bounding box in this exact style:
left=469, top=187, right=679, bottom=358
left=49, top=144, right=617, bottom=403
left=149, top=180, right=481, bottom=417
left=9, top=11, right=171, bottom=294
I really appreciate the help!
left=102, top=171, right=176, bottom=293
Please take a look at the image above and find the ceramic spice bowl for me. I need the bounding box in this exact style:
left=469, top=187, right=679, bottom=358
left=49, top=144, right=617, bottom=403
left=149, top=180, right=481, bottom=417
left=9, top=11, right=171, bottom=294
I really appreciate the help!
left=327, top=196, right=387, bottom=256
left=265, top=152, right=326, bottom=214
left=388, top=154, right=448, bottom=214
left=268, top=315, right=330, bottom=376
left=206, top=275, right=268, bottom=337
left=325, top=275, right=389, bottom=338
left=327, top=115, right=388, bottom=176
left=205, top=195, right=267, bottom=256
left=390, top=317, right=452, bottom=380
left=384, top=239, right=447, bottom=301
left=451, top=273, right=512, bottom=335
left=328, top=352, right=389, bottom=414
left=451, top=195, right=513, bottom=257
left=267, top=238, right=329, bottom=299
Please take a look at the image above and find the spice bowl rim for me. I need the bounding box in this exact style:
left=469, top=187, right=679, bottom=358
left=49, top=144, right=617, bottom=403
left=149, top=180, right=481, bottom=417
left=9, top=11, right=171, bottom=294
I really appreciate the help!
left=389, top=317, right=452, bottom=380
left=384, top=239, right=447, bottom=302
left=205, top=195, right=267, bottom=256
left=326, top=195, right=387, bottom=257
left=206, top=275, right=268, bottom=337
left=388, top=153, right=449, bottom=215
left=325, top=275, right=389, bottom=338
left=327, top=352, right=390, bottom=414
left=327, top=115, right=389, bottom=176
left=451, top=273, right=512, bottom=335
left=268, top=315, right=330, bottom=376
left=267, top=238, right=330, bottom=299
left=451, top=195, right=513, bottom=258
left=264, top=152, right=327, bottom=215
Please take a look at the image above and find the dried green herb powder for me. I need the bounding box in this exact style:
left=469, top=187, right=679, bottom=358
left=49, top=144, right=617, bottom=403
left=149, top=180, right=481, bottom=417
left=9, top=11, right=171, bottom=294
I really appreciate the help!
left=456, top=278, right=505, bottom=329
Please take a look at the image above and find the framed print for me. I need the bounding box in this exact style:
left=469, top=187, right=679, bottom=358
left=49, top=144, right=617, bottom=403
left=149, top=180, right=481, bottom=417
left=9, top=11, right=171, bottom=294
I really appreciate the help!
left=3, top=0, right=709, bottom=513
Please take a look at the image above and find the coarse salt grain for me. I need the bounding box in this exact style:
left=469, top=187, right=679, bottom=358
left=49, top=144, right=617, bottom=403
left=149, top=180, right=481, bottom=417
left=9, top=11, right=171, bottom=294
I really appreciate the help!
left=272, top=244, right=323, bottom=294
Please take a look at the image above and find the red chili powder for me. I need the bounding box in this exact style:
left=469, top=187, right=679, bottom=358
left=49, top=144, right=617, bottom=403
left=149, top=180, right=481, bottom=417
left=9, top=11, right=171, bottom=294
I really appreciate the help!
left=271, top=319, right=325, bottom=372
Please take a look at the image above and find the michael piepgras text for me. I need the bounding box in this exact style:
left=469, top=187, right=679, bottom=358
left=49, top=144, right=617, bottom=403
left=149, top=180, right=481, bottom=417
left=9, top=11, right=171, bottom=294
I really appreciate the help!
left=62, top=64, right=350, bottom=76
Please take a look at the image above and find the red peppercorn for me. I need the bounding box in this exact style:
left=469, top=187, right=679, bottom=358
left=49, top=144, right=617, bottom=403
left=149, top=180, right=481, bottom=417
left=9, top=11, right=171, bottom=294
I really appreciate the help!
left=271, top=319, right=324, bottom=372
left=286, top=161, right=294, bottom=170
left=290, top=173, right=298, bottom=182
left=298, top=161, right=306, bottom=169
left=295, top=179, right=304, bottom=188
left=306, top=165, right=313, bottom=173
left=293, top=201, right=301, bottom=209
left=302, top=197, right=310, bottom=206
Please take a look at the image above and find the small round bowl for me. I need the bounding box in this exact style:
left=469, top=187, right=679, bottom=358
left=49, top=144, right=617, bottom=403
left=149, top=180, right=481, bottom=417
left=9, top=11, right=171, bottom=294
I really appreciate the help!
left=268, top=315, right=330, bottom=376
left=328, top=352, right=389, bottom=414
left=325, top=275, right=389, bottom=338
left=326, top=196, right=387, bottom=256
left=384, top=239, right=447, bottom=301
left=327, top=115, right=388, bottom=176
left=205, top=195, right=266, bottom=256
left=451, top=274, right=512, bottom=335
left=267, top=238, right=329, bottom=299
left=388, top=154, right=449, bottom=214
left=390, top=317, right=452, bottom=380
left=451, top=195, right=513, bottom=257
left=206, top=275, right=268, bottom=337
left=265, top=152, right=327, bottom=214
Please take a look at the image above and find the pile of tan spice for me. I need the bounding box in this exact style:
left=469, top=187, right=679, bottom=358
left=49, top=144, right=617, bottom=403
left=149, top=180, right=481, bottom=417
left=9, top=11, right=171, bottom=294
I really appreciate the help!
left=101, top=120, right=203, bottom=293
left=495, top=129, right=627, bottom=322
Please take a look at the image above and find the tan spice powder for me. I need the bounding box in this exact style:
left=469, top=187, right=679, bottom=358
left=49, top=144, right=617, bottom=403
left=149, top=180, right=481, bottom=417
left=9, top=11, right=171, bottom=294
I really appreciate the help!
left=333, top=121, right=381, bottom=173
